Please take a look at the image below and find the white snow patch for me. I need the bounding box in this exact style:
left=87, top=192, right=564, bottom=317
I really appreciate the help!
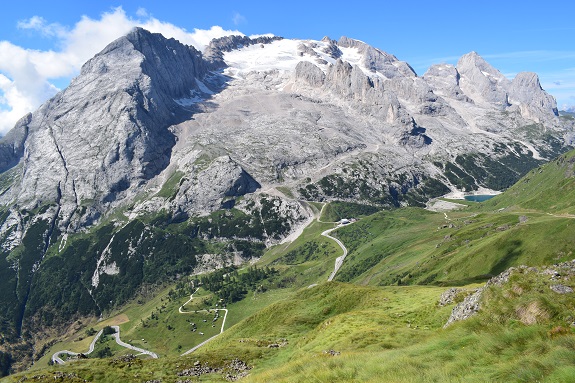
left=195, top=79, right=213, bottom=95
left=339, top=46, right=363, bottom=67
left=223, top=39, right=328, bottom=78
left=249, top=33, right=275, bottom=39
left=174, top=95, right=202, bottom=106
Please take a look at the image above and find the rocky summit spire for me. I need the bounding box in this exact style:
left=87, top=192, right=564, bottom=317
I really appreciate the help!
left=456, top=51, right=510, bottom=106
left=0, top=27, right=214, bottom=231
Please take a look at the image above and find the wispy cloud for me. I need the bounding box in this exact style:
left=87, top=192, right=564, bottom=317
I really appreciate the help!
left=136, top=7, right=149, bottom=18
left=232, top=12, right=247, bottom=26
left=0, top=7, right=244, bottom=134
left=481, top=50, right=575, bottom=63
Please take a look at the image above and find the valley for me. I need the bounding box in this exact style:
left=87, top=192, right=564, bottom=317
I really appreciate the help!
left=5, top=149, right=575, bottom=381
left=0, top=27, right=575, bottom=382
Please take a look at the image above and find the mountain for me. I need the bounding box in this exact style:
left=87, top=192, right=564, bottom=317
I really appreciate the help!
left=0, top=29, right=571, bottom=231
left=0, top=27, right=574, bottom=373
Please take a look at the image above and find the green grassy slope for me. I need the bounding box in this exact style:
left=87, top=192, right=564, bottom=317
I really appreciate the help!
left=483, top=149, right=575, bottom=214
left=5, top=148, right=575, bottom=382
left=334, top=208, right=575, bottom=286
left=331, top=149, right=575, bottom=286
left=6, top=271, right=575, bottom=382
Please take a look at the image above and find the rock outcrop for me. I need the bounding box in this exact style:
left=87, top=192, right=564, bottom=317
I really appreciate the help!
left=444, top=261, right=575, bottom=327
left=456, top=51, right=510, bottom=107
left=170, top=156, right=261, bottom=217
left=0, top=113, right=30, bottom=173
left=508, top=72, right=559, bottom=122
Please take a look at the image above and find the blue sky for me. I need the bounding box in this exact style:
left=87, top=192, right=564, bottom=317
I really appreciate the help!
left=1, top=0, right=574, bottom=133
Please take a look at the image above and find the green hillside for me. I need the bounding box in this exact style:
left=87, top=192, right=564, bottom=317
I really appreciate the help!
left=4, top=148, right=575, bottom=382
left=484, top=149, right=575, bottom=214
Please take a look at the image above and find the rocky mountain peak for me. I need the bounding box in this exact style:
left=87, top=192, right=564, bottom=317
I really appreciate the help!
left=511, top=71, right=543, bottom=91
left=0, top=27, right=218, bottom=232
left=337, top=36, right=415, bottom=78
left=456, top=51, right=510, bottom=106
left=457, top=51, right=506, bottom=80
left=509, top=71, right=559, bottom=121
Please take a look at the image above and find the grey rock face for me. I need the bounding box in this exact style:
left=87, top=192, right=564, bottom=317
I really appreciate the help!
left=423, top=64, right=473, bottom=103
left=321, top=36, right=343, bottom=59
left=170, top=156, right=260, bottom=217
left=443, top=288, right=482, bottom=327
left=0, top=27, right=215, bottom=232
left=456, top=51, right=510, bottom=107
left=294, top=61, right=326, bottom=87
left=444, top=268, right=512, bottom=327
left=0, top=113, right=30, bottom=173
left=509, top=72, right=559, bottom=122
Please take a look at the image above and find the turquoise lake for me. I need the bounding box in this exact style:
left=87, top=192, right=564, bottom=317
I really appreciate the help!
left=464, top=195, right=496, bottom=202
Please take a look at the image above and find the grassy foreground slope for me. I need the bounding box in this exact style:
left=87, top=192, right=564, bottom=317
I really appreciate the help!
left=4, top=274, right=575, bottom=382
left=246, top=268, right=575, bottom=383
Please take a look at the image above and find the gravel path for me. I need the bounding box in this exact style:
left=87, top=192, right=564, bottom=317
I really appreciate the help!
left=179, top=289, right=229, bottom=356
left=51, top=328, right=104, bottom=365
left=51, top=325, right=157, bottom=364
left=323, top=225, right=350, bottom=282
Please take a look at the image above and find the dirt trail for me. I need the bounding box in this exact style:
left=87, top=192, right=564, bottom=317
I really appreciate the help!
left=179, top=289, right=229, bottom=356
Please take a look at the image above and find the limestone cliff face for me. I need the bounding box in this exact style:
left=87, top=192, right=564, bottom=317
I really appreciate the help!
left=422, top=64, right=472, bottom=103
left=0, top=28, right=232, bottom=232
left=456, top=51, right=510, bottom=107
left=0, top=29, right=570, bottom=242
left=508, top=72, right=558, bottom=122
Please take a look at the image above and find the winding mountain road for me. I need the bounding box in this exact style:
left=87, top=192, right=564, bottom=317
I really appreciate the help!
left=317, top=203, right=354, bottom=282
left=51, top=329, right=104, bottom=364
left=110, top=326, right=158, bottom=359
left=324, top=225, right=350, bottom=282
left=51, top=325, right=157, bottom=364
left=179, top=289, right=229, bottom=356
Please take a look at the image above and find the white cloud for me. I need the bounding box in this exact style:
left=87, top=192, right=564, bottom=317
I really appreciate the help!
left=232, top=12, right=247, bottom=26
left=136, top=8, right=149, bottom=18
left=17, top=15, right=68, bottom=38
left=0, top=7, right=243, bottom=135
